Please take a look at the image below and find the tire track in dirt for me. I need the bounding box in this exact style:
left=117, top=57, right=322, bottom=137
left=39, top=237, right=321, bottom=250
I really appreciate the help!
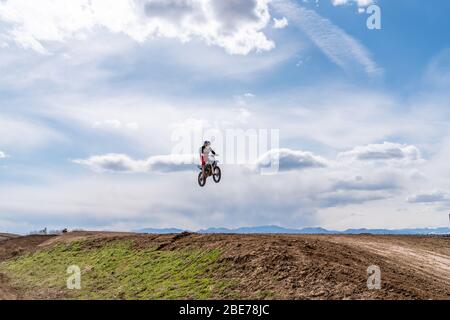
left=323, top=235, right=450, bottom=290
left=0, top=273, right=26, bottom=300
left=0, top=235, right=54, bottom=300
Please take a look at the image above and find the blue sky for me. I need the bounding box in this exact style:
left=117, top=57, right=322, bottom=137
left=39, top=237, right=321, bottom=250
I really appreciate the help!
left=1, top=0, right=450, bottom=234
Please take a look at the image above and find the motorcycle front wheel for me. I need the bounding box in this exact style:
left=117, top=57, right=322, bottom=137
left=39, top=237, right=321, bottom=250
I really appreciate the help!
left=213, top=166, right=221, bottom=183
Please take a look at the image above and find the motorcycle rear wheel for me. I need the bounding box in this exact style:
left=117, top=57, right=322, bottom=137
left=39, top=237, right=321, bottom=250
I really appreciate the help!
left=198, top=172, right=206, bottom=187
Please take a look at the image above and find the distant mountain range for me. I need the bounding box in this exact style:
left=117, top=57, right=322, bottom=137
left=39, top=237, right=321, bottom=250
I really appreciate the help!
left=136, top=225, right=450, bottom=235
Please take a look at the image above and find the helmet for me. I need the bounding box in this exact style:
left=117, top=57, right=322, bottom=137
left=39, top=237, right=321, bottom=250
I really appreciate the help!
left=204, top=140, right=211, bottom=146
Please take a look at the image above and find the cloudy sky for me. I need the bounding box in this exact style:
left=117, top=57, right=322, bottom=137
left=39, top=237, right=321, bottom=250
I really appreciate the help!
left=1, top=0, right=450, bottom=234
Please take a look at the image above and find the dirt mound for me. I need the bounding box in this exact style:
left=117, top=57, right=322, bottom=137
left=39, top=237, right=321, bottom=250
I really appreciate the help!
left=0, top=235, right=55, bottom=261
left=152, top=233, right=449, bottom=299
left=0, top=235, right=55, bottom=300
left=38, top=230, right=137, bottom=247
left=0, top=233, right=19, bottom=242
left=0, top=232, right=449, bottom=300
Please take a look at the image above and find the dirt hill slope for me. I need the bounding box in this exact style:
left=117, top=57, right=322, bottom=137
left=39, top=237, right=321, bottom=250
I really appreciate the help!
left=0, top=233, right=19, bottom=242
left=0, top=232, right=448, bottom=300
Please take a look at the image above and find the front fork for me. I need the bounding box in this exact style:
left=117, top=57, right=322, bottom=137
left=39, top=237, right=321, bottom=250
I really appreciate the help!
left=202, top=165, right=206, bottom=179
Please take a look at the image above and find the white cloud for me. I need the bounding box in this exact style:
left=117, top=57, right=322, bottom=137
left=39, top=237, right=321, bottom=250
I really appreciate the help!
left=93, top=120, right=140, bottom=131
left=338, top=142, right=422, bottom=164
left=407, top=191, right=450, bottom=204
left=147, top=154, right=198, bottom=172
left=73, top=154, right=147, bottom=172
left=234, top=92, right=255, bottom=106
left=273, top=17, right=288, bottom=29
left=0, top=115, right=63, bottom=150
left=73, top=153, right=197, bottom=173
left=75, top=148, right=329, bottom=174
left=7, top=141, right=424, bottom=233
left=333, top=175, right=399, bottom=192
left=272, top=0, right=381, bottom=76
left=331, top=0, right=373, bottom=7
left=1, top=136, right=441, bottom=233
left=252, top=148, right=328, bottom=172
left=0, top=0, right=275, bottom=55
left=317, top=190, right=390, bottom=208
left=0, top=151, right=6, bottom=159
left=424, top=48, right=450, bottom=89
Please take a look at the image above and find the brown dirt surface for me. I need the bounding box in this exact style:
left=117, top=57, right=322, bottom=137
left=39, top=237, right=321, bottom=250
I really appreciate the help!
left=0, top=235, right=55, bottom=299
left=0, top=233, right=19, bottom=242
left=0, top=232, right=449, bottom=300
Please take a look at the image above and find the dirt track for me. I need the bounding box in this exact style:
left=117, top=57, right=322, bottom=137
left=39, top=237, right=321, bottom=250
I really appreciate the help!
left=0, top=235, right=54, bottom=299
left=324, top=235, right=450, bottom=288
left=0, top=233, right=19, bottom=242
left=0, top=232, right=449, bottom=300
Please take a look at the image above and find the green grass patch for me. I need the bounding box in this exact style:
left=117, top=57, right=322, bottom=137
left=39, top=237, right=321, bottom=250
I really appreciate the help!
left=0, top=240, right=228, bottom=300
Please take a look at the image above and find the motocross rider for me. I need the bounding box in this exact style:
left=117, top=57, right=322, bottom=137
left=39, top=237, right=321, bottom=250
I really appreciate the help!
left=199, top=140, right=216, bottom=179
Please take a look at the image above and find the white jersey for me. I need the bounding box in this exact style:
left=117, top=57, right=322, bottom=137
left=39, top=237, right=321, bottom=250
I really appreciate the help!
left=199, top=145, right=215, bottom=164
left=199, top=145, right=213, bottom=157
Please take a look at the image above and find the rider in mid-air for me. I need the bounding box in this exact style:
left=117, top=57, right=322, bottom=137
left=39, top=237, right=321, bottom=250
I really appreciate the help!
left=199, top=140, right=216, bottom=178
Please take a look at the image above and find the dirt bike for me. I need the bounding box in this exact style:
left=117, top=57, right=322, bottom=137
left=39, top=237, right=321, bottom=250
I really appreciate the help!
left=198, top=154, right=221, bottom=187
